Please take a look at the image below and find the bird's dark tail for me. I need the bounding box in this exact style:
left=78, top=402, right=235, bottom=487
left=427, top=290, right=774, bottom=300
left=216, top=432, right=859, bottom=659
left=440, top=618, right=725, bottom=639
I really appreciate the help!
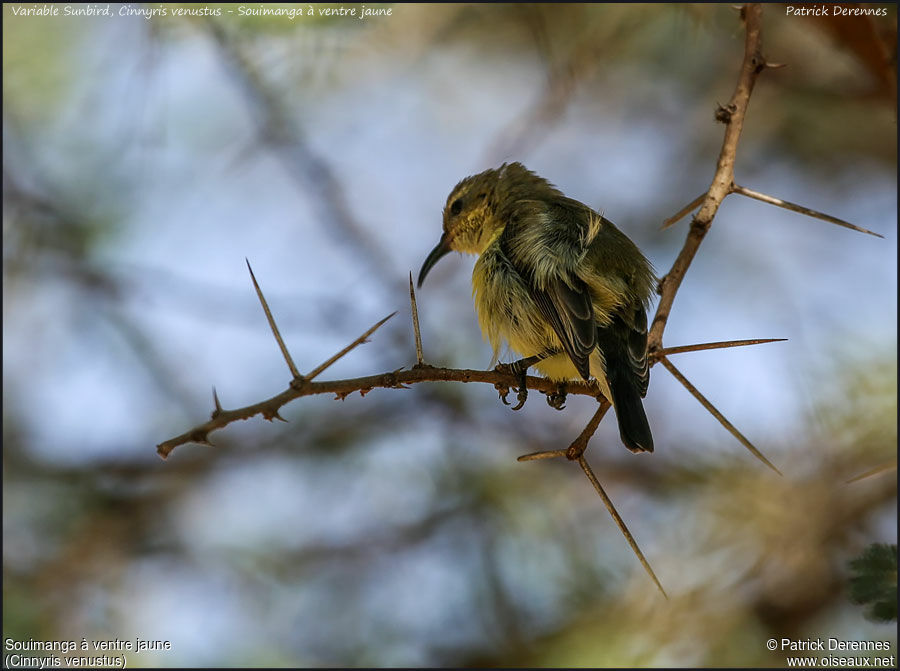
left=607, top=373, right=653, bottom=453
left=596, top=317, right=654, bottom=453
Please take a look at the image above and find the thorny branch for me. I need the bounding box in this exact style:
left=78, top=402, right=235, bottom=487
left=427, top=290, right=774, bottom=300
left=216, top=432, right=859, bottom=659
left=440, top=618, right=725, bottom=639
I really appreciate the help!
left=648, top=3, right=767, bottom=352
left=658, top=356, right=781, bottom=476
left=205, top=19, right=400, bottom=293
left=156, top=326, right=605, bottom=460
left=729, top=183, right=883, bottom=238
left=511, top=2, right=778, bottom=593
left=577, top=455, right=668, bottom=600
left=644, top=3, right=878, bottom=477
left=158, top=3, right=879, bottom=597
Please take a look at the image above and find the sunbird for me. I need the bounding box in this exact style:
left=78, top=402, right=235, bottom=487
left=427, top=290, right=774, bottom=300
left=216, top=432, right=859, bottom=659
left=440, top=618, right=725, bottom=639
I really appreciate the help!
left=418, top=162, right=656, bottom=453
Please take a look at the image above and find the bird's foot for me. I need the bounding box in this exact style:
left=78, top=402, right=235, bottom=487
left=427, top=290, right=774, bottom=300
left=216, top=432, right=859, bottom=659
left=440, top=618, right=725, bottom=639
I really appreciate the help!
left=546, top=383, right=567, bottom=411
left=495, top=360, right=530, bottom=411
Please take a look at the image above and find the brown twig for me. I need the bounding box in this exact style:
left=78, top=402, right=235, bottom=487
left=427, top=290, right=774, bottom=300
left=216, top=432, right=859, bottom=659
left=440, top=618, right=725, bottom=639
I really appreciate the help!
left=158, top=364, right=604, bottom=459
left=730, top=183, right=883, bottom=238
left=515, top=399, right=610, bottom=462
left=164, top=334, right=784, bottom=460
left=566, top=400, right=612, bottom=460
left=649, top=3, right=765, bottom=353
left=658, top=356, right=782, bottom=475
left=247, top=259, right=302, bottom=380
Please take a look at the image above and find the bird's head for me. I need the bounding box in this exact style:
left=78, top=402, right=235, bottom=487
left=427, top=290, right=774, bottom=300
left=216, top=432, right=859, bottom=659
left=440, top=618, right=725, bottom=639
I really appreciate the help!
left=418, top=163, right=533, bottom=287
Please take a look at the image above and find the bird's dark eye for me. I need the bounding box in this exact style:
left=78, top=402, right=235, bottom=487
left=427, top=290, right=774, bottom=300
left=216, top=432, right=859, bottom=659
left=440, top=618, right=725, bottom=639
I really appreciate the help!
left=449, top=198, right=463, bottom=216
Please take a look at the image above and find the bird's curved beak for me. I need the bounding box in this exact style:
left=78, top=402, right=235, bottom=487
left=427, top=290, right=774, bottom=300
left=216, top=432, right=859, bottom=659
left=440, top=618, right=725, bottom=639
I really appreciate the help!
left=417, top=233, right=451, bottom=288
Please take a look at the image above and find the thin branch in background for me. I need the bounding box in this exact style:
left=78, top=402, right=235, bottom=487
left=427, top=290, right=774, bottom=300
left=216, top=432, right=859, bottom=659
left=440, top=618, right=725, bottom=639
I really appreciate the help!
left=660, top=192, right=705, bottom=230
left=731, top=183, right=883, bottom=238
left=659, top=356, right=782, bottom=476
left=845, top=460, right=898, bottom=484
left=484, top=18, right=607, bottom=162
left=246, top=258, right=302, bottom=380
left=409, top=272, right=424, bottom=366
left=652, top=337, right=786, bottom=360
left=205, top=20, right=399, bottom=293
left=517, top=4, right=555, bottom=85
left=102, top=307, right=201, bottom=413
left=305, top=312, right=397, bottom=382
left=577, top=455, right=668, bottom=599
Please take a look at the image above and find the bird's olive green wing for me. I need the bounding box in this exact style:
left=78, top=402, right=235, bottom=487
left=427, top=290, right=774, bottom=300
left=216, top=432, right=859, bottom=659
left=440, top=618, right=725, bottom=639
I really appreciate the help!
left=619, top=302, right=650, bottom=397
left=498, top=221, right=596, bottom=381
left=557, top=196, right=651, bottom=396
left=529, top=277, right=596, bottom=380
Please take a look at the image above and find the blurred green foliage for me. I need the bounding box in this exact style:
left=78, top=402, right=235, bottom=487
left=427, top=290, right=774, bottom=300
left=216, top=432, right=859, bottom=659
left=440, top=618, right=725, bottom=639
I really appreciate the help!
left=849, top=543, right=898, bottom=623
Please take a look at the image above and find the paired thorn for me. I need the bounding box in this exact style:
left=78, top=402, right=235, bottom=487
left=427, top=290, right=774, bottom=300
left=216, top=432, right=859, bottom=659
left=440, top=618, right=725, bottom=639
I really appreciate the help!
left=409, top=272, right=425, bottom=366
left=305, top=311, right=397, bottom=381
left=247, top=259, right=303, bottom=380
left=659, top=356, right=782, bottom=476
left=661, top=193, right=705, bottom=230
left=845, top=460, right=897, bottom=484
left=247, top=261, right=398, bottom=383
left=212, top=386, right=223, bottom=417
left=651, top=337, right=786, bottom=361
left=730, top=183, right=883, bottom=238
left=662, top=184, right=879, bottom=239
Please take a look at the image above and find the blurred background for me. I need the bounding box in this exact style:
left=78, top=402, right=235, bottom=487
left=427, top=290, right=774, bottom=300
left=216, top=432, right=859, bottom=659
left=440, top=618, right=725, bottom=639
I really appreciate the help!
left=3, top=3, right=896, bottom=667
